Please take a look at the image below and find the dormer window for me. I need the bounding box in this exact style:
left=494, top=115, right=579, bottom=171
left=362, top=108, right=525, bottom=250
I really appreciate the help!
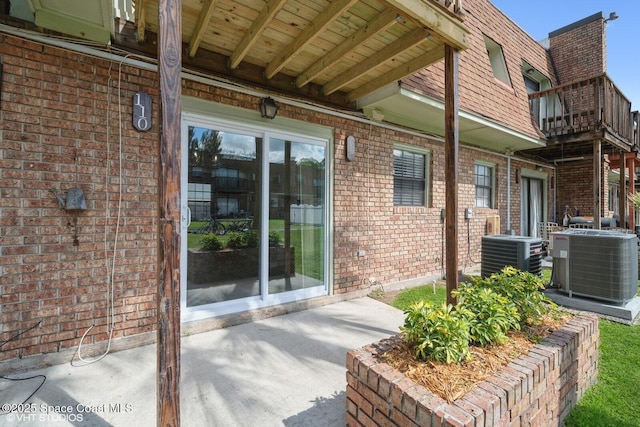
left=522, top=61, right=553, bottom=128
left=483, top=35, right=511, bottom=86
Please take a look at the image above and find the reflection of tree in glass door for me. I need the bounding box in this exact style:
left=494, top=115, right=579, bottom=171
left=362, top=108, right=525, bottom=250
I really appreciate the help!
left=269, top=139, right=325, bottom=295
left=186, top=126, right=260, bottom=306
left=184, top=124, right=327, bottom=316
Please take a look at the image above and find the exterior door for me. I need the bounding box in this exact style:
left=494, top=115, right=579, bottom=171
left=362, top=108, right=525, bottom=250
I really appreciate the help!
left=521, top=176, right=543, bottom=237
left=180, top=116, right=328, bottom=321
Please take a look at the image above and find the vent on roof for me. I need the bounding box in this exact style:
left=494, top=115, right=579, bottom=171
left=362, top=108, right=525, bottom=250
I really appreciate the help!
left=481, top=235, right=543, bottom=277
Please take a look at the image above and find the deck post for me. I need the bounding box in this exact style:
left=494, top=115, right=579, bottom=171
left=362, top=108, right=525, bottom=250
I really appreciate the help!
left=629, top=157, right=636, bottom=230
left=593, top=140, right=601, bottom=229
left=619, top=151, right=626, bottom=228
left=157, top=0, right=182, bottom=424
left=444, top=45, right=459, bottom=306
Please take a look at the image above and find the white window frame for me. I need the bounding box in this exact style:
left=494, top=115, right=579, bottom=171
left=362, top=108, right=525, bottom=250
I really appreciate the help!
left=180, top=97, right=333, bottom=322
left=483, top=35, right=511, bottom=87
left=475, top=161, right=495, bottom=209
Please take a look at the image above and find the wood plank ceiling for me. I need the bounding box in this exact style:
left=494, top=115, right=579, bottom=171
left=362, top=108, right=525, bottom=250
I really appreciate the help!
left=128, top=0, right=468, bottom=108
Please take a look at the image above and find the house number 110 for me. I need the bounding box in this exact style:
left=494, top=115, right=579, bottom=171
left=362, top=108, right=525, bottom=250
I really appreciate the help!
left=133, top=92, right=152, bottom=131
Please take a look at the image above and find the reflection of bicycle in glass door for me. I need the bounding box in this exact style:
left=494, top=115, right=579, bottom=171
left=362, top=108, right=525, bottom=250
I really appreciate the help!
left=194, top=217, right=226, bottom=235
left=193, top=217, right=253, bottom=235
left=224, top=218, right=252, bottom=233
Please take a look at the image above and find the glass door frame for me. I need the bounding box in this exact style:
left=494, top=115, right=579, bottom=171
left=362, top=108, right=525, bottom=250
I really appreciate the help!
left=520, top=168, right=548, bottom=238
left=180, top=100, right=333, bottom=322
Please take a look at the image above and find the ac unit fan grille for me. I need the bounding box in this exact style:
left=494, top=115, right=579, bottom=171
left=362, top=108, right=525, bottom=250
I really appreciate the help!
left=568, top=232, right=638, bottom=303
left=481, top=235, right=542, bottom=277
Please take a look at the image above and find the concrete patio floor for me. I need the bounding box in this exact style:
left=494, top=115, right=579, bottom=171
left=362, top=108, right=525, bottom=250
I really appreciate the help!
left=0, top=297, right=405, bottom=427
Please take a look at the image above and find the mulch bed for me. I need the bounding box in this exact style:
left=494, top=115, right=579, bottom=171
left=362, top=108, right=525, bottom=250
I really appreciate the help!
left=379, top=313, right=572, bottom=403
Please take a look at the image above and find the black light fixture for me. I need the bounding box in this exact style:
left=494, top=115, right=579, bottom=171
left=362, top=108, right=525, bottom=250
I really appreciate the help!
left=259, top=97, right=279, bottom=119
left=605, top=12, right=619, bottom=23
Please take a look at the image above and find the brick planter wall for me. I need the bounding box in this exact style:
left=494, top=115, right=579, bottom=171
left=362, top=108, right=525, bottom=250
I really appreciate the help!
left=187, top=247, right=294, bottom=283
left=346, top=314, right=599, bottom=427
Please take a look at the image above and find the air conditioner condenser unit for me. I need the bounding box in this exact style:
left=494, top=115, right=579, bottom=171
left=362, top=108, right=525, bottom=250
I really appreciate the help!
left=481, top=235, right=543, bottom=277
left=552, top=229, right=638, bottom=304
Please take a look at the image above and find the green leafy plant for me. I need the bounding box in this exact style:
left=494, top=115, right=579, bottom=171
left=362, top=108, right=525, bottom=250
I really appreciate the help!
left=200, top=234, right=223, bottom=251
left=464, top=266, right=556, bottom=326
left=452, top=285, right=520, bottom=346
left=244, top=229, right=259, bottom=248
left=226, top=232, right=246, bottom=249
left=401, top=301, right=471, bottom=364
left=628, top=191, right=640, bottom=210
left=268, top=231, right=281, bottom=247
left=399, top=267, right=560, bottom=365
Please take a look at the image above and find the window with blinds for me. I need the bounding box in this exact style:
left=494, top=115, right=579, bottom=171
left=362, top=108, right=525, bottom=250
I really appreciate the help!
left=393, top=148, right=427, bottom=206
left=475, top=163, right=494, bottom=208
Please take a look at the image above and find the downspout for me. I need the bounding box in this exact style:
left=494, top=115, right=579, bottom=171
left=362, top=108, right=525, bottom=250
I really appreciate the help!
left=506, top=155, right=511, bottom=231
left=553, top=165, right=557, bottom=223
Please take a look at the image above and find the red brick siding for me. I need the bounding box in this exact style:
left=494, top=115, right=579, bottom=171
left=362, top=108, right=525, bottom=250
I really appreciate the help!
left=0, top=33, right=160, bottom=360
left=347, top=314, right=599, bottom=427
left=403, top=0, right=558, bottom=141
left=550, top=17, right=606, bottom=83
left=0, top=32, right=554, bottom=363
left=555, top=157, right=609, bottom=220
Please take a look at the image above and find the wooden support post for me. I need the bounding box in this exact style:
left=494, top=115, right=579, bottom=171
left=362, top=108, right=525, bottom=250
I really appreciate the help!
left=157, top=0, right=182, bottom=425
left=619, top=151, right=626, bottom=228
left=444, top=45, right=459, bottom=306
left=630, top=158, right=636, bottom=230
left=593, top=140, right=601, bottom=230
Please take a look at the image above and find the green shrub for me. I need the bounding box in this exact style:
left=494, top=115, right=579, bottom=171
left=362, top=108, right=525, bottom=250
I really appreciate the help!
left=401, top=301, right=471, bottom=364
left=245, top=229, right=259, bottom=248
left=226, top=232, right=246, bottom=249
left=200, top=234, right=223, bottom=251
left=268, top=231, right=281, bottom=247
left=453, top=285, right=520, bottom=346
left=399, top=267, right=560, bottom=365
left=465, top=266, right=556, bottom=326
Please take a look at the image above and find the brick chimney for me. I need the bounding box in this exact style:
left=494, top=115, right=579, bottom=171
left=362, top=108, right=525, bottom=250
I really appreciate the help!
left=548, top=12, right=607, bottom=84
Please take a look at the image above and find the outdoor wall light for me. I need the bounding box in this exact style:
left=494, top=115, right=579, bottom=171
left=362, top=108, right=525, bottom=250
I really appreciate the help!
left=259, top=97, right=279, bottom=119
left=605, top=12, right=618, bottom=23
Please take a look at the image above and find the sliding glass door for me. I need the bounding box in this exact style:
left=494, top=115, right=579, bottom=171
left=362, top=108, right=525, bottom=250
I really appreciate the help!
left=181, top=117, right=328, bottom=320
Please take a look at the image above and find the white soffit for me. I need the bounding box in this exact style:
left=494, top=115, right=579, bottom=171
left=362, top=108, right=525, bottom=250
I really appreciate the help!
left=357, top=84, right=545, bottom=153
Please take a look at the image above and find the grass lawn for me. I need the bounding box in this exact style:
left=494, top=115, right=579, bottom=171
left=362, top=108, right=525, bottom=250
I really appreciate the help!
left=384, top=273, right=640, bottom=427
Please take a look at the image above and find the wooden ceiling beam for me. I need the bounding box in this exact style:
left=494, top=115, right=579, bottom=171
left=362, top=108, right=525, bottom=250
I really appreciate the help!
left=265, top=0, right=359, bottom=79
left=607, top=151, right=640, bottom=169
left=324, top=27, right=429, bottom=96
left=229, top=0, right=287, bottom=69
left=347, top=44, right=445, bottom=101
left=113, top=21, right=355, bottom=109
left=187, top=0, right=219, bottom=58
left=295, top=8, right=399, bottom=89
left=383, top=0, right=469, bottom=49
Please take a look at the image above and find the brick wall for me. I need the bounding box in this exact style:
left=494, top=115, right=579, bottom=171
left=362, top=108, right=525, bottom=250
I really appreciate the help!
left=0, top=31, right=554, bottom=364
left=549, top=14, right=606, bottom=83
left=0, top=34, right=159, bottom=361
left=404, top=0, right=558, bottom=141
left=555, top=157, right=610, bottom=220
left=346, top=313, right=599, bottom=427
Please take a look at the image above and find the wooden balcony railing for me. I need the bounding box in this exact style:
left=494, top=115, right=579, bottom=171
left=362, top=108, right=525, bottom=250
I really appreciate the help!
left=528, top=74, right=635, bottom=149
left=632, top=110, right=640, bottom=149
left=433, top=0, right=464, bottom=14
